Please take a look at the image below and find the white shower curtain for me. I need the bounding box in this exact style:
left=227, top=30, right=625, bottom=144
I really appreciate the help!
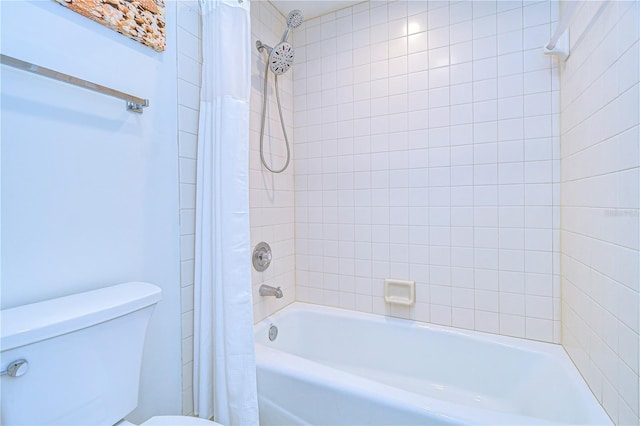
left=193, top=0, right=258, bottom=424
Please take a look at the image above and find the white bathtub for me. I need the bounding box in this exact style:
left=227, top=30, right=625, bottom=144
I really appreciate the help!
left=254, top=303, right=610, bottom=425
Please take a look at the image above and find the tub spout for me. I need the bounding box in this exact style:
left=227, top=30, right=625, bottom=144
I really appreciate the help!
left=259, top=284, right=283, bottom=298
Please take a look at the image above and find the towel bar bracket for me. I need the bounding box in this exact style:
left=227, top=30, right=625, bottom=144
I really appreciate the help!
left=127, top=99, right=150, bottom=113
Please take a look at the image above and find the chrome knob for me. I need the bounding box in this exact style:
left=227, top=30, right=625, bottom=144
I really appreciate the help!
left=259, top=251, right=272, bottom=263
left=1, top=359, right=28, bottom=377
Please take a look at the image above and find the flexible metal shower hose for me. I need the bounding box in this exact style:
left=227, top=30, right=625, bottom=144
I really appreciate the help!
left=259, top=60, right=291, bottom=174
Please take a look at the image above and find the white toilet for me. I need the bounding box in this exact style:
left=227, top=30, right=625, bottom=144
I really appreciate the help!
left=0, top=282, right=221, bottom=426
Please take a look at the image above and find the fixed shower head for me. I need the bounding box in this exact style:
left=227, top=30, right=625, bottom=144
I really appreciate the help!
left=268, top=42, right=294, bottom=75
left=287, top=9, right=304, bottom=29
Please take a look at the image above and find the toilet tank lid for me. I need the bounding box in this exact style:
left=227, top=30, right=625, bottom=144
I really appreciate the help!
left=1, top=282, right=162, bottom=351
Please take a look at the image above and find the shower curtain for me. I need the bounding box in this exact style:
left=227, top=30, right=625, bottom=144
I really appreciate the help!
left=193, top=0, right=258, bottom=424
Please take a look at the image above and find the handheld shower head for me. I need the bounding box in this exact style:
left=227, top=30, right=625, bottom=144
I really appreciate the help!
left=287, top=9, right=304, bottom=29
left=280, top=9, right=304, bottom=43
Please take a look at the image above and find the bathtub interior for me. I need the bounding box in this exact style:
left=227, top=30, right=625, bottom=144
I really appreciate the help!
left=255, top=304, right=610, bottom=425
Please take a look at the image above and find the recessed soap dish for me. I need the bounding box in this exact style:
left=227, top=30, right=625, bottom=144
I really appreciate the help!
left=384, top=279, right=415, bottom=306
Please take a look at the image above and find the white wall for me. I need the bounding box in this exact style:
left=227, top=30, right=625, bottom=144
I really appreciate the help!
left=294, top=0, right=561, bottom=342
left=0, top=1, right=182, bottom=422
left=559, top=1, right=639, bottom=424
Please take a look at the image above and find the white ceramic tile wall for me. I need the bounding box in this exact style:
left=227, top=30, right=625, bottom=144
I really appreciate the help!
left=294, top=0, right=561, bottom=342
left=176, top=0, right=201, bottom=416
left=250, top=1, right=297, bottom=322
left=559, top=1, right=640, bottom=424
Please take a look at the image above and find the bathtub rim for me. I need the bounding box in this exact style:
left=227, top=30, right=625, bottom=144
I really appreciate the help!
left=256, top=302, right=559, bottom=353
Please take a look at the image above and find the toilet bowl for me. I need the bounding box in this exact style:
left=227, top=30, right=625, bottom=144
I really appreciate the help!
left=120, top=415, right=222, bottom=426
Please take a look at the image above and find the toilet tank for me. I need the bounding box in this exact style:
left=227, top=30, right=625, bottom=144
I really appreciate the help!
left=0, top=282, right=162, bottom=426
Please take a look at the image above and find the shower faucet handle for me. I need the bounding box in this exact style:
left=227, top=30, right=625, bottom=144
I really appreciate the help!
left=260, top=251, right=272, bottom=262
left=257, top=250, right=272, bottom=265
left=253, top=242, right=272, bottom=272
